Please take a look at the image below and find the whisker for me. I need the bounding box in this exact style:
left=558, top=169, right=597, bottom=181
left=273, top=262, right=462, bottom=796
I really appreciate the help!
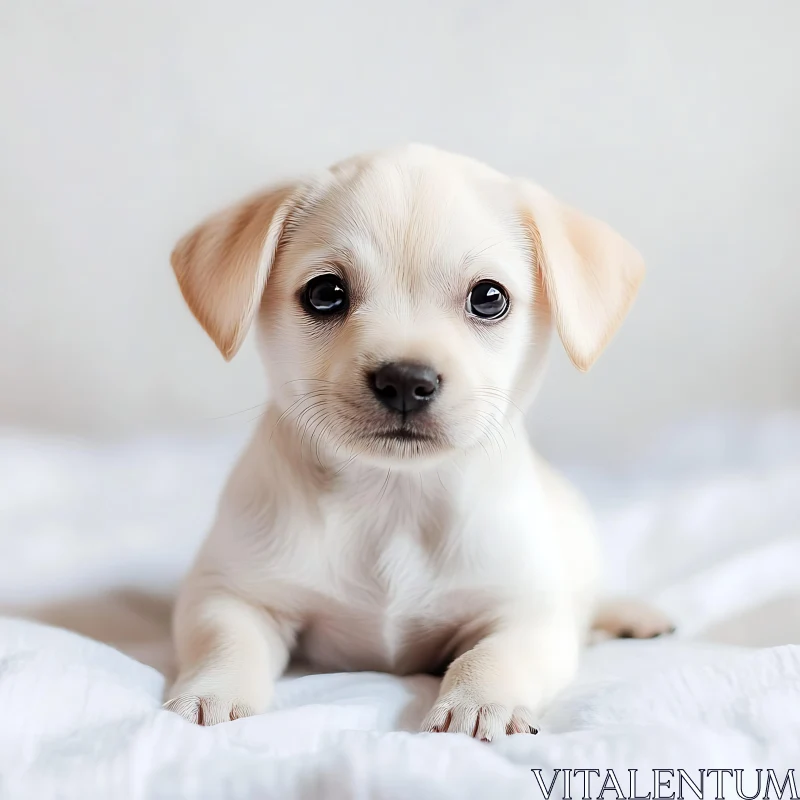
left=292, top=401, right=327, bottom=442
left=202, top=401, right=269, bottom=422
left=471, top=396, right=509, bottom=423
left=475, top=404, right=513, bottom=443
left=298, top=404, right=330, bottom=451
left=241, top=409, right=271, bottom=425
left=277, top=378, right=338, bottom=388
left=474, top=386, right=525, bottom=417
left=310, top=411, right=336, bottom=466
left=468, top=395, right=512, bottom=439
left=377, top=469, right=392, bottom=503
left=468, top=411, right=508, bottom=461
left=271, top=391, right=329, bottom=442
left=334, top=453, right=359, bottom=476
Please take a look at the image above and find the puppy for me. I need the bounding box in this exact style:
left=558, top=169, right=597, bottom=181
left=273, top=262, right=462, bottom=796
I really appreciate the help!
left=164, top=144, right=672, bottom=738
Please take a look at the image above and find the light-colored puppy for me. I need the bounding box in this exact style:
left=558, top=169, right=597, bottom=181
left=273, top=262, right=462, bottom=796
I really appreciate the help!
left=165, top=144, right=672, bottom=739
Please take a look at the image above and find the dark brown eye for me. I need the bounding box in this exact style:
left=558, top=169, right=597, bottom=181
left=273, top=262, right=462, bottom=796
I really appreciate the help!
left=467, top=281, right=509, bottom=320
left=303, top=274, right=348, bottom=315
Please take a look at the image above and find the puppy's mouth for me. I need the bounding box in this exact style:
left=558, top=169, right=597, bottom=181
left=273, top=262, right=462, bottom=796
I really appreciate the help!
left=372, top=428, right=436, bottom=443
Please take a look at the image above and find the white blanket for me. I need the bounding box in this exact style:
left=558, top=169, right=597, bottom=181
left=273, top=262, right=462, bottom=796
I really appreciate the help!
left=1, top=417, right=799, bottom=798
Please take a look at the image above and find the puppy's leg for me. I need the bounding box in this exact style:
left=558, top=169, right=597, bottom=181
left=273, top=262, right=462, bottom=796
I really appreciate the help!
left=591, top=597, right=675, bottom=640
left=164, top=588, right=293, bottom=726
left=422, top=614, right=580, bottom=740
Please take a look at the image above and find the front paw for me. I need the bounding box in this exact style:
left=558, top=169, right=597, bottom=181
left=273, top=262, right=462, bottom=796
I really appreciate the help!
left=163, top=692, right=257, bottom=726
left=421, top=690, right=538, bottom=741
left=163, top=672, right=265, bottom=726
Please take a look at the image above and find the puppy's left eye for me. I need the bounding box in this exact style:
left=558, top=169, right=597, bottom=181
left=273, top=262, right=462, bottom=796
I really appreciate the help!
left=467, top=281, right=509, bottom=320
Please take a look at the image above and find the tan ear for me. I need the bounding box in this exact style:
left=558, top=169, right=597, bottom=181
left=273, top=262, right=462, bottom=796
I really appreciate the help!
left=521, top=183, right=645, bottom=371
left=171, top=184, right=298, bottom=360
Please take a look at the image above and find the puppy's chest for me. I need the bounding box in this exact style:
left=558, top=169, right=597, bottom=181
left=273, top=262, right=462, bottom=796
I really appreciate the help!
left=297, top=514, right=483, bottom=673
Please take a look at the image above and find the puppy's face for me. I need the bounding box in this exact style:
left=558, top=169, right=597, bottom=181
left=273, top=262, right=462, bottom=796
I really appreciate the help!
left=259, top=155, right=545, bottom=465
left=171, top=145, right=644, bottom=468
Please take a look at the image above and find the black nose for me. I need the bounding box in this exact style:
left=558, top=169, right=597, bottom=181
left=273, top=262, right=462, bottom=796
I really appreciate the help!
left=370, top=361, right=440, bottom=413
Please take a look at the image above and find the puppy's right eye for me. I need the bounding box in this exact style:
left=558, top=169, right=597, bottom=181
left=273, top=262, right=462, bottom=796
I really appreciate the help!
left=302, top=274, right=348, bottom=316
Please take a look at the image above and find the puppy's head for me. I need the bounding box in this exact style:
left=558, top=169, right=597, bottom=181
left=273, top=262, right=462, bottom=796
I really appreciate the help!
left=172, top=145, right=643, bottom=467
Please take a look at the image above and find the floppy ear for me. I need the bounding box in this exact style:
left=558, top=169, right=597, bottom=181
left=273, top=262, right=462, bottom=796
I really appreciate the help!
left=171, top=183, right=298, bottom=360
left=521, top=182, right=645, bottom=371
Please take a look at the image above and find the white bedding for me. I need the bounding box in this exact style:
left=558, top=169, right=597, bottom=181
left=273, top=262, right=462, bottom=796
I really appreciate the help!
left=1, top=417, right=799, bottom=798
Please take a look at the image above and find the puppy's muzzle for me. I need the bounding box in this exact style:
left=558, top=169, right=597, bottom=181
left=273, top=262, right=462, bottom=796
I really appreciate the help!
left=369, top=361, right=440, bottom=414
